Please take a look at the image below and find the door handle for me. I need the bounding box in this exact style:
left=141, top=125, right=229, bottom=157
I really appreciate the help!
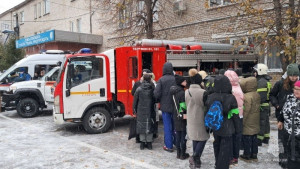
left=100, top=88, right=105, bottom=97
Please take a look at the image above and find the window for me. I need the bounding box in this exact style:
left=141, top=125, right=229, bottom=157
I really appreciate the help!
left=137, top=0, right=159, bottom=25
left=1, top=23, right=10, bottom=30
left=5, top=67, right=29, bottom=83
left=265, top=37, right=282, bottom=70
left=44, top=0, right=50, bottom=14
left=34, top=64, right=57, bottom=79
left=76, top=18, right=81, bottom=33
left=119, top=3, right=131, bottom=28
left=20, top=11, right=24, bottom=24
left=210, top=0, right=233, bottom=7
left=70, top=21, right=74, bottom=32
left=34, top=4, right=37, bottom=19
left=129, top=57, right=138, bottom=78
left=67, top=57, right=104, bottom=88
left=38, top=2, right=42, bottom=17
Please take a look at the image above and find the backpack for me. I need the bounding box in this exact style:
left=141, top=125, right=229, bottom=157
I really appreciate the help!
left=205, top=100, right=223, bottom=131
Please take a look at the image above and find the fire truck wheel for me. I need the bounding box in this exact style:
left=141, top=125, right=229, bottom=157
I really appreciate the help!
left=83, top=107, right=111, bottom=134
left=16, top=98, right=39, bottom=118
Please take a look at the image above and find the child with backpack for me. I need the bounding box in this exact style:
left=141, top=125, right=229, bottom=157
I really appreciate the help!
left=170, top=75, right=189, bottom=160
left=185, top=69, right=210, bottom=168
left=239, top=77, right=261, bottom=162
left=205, top=75, right=240, bottom=169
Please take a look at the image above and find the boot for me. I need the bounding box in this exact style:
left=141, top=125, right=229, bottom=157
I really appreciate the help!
left=262, top=137, right=269, bottom=144
left=240, top=154, right=251, bottom=162
left=194, top=156, right=201, bottom=168
left=140, top=142, right=145, bottom=150
left=180, top=148, right=190, bottom=160
left=189, top=156, right=195, bottom=169
left=250, top=154, right=258, bottom=162
left=177, top=148, right=181, bottom=159
left=147, top=142, right=152, bottom=150
left=189, top=155, right=200, bottom=169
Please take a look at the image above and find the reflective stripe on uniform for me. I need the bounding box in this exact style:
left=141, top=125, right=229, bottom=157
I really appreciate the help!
left=264, top=133, right=270, bottom=138
left=257, top=135, right=264, bottom=140
left=257, top=88, right=268, bottom=92
left=261, top=103, right=269, bottom=106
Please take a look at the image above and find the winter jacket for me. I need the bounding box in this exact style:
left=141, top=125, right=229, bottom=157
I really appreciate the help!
left=131, top=80, right=155, bottom=96
left=170, top=85, right=187, bottom=131
left=257, top=75, right=272, bottom=105
left=133, top=82, right=155, bottom=134
left=185, top=84, right=210, bottom=141
left=280, top=94, right=300, bottom=162
left=154, top=62, right=176, bottom=113
left=224, top=70, right=244, bottom=118
left=269, top=79, right=293, bottom=119
left=205, top=75, right=240, bottom=137
left=240, top=77, right=261, bottom=135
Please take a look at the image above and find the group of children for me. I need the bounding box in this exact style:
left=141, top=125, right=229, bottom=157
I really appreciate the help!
left=132, top=62, right=267, bottom=169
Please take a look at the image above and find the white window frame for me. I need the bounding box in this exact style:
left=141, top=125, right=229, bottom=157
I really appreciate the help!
left=1, top=23, right=10, bottom=30
left=70, top=21, right=74, bottom=32
left=76, top=18, right=81, bottom=33
left=44, top=0, right=50, bottom=15
left=34, top=4, right=37, bottom=19
left=137, top=0, right=159, bottom=25
left=20, top=11, right=25, bottom=24
left=119, top=3, right=131, bottom=29
left=209, top=0, right=233, bottom=7
left=38, top=2, right=42, bottom=17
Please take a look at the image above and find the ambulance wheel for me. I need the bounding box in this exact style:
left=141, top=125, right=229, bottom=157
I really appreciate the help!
left=83, top=107, right=111, bottom=134
left=17, top=98, right=39, bottom=118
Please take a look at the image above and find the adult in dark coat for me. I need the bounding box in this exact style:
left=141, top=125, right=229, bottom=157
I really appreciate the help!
left=205, top=75, right=240, bottom=169
left=133, top=74, right=155, bottom=150
left=154, top=62, right=176, bottom=151
left=270, top=63, right=299, bottom=167
left=170, top=75, right=189, bottom=160
left=131, top=69, right=155, bottom=143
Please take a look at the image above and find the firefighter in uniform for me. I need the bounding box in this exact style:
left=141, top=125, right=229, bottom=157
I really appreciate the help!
left=253, top=63, right=272, bottom=146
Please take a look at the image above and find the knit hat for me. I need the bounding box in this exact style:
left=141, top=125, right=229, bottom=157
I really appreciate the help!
left=287, top=63, right=300, bottom=76
left=198, top=70, right=208, bottom=79
left=294, top=80, right=300, bottom=88
left=189, top=74, right=202, bottom=85
left=175, top=75, right=186, bottom=86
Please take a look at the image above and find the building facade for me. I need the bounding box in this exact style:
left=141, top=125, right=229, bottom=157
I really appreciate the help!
left=0, top=0, right=294, bottom=81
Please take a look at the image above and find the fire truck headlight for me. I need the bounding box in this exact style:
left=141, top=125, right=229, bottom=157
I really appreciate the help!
left=54, top=95, right=60, bottom=114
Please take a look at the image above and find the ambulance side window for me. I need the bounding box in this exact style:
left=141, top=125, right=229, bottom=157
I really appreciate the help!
left=129, top=57, right=137, bottom=78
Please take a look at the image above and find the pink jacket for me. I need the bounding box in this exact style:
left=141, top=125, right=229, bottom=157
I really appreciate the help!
left=224, top=70, right=244, bottom=118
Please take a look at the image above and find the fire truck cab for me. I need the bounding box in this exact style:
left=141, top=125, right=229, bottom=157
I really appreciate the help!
left=54, top=40, right=258, bottom=134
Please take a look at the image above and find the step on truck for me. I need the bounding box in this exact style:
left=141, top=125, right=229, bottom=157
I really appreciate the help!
left=53, top=39, right=258, bottom=134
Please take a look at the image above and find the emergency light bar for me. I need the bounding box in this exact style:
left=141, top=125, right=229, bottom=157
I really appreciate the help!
left=78, top=48, right=92, bottom=53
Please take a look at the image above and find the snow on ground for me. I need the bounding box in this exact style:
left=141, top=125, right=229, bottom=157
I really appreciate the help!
left=0, top=110, right=281, bottom=169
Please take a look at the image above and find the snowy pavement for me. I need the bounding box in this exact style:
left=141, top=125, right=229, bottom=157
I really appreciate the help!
left=0, top=110, right=281, bottom=169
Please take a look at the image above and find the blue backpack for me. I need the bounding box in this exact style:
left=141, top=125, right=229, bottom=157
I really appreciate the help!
left=205, top=100, right=223, bottom=131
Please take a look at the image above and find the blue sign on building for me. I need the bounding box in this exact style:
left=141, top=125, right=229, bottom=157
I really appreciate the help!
left=16, top=30, right=55, bottom=48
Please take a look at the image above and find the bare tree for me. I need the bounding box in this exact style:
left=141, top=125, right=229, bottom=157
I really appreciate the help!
left=206, top=0, right=300, bottom=71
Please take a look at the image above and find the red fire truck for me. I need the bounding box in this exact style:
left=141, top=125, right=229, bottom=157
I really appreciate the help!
left=53, top=39, right=257, bottom=134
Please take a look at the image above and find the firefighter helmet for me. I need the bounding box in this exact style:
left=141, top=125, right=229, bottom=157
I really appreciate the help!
left=253, top=63, right=268, bottom=75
